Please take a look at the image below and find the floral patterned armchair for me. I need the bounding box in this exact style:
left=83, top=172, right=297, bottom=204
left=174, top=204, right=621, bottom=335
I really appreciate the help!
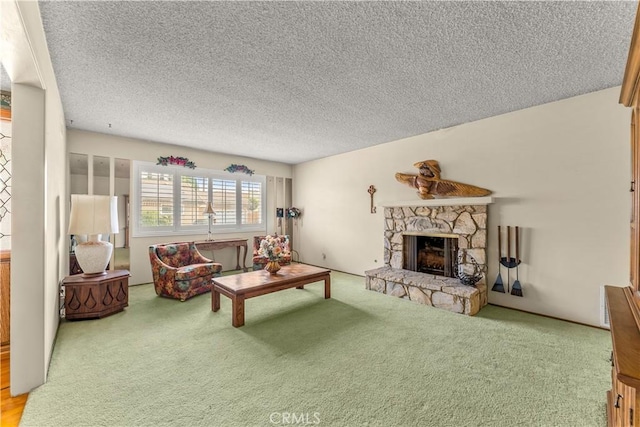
left=252, top=235, right=292, bottom=271
left=149, top=242, right=222, bottom=301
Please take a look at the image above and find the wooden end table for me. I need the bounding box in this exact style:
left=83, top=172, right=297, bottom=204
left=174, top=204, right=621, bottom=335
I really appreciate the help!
left=63, top=270, right=129, bottom=320
left=212, top=264, right=331, bottom=327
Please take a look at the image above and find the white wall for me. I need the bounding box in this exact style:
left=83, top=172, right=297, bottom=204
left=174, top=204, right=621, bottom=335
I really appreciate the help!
left=70, top=173, right=88, bottom=194
left=68, top=129, right=293, bottom=284
left=3, top=0, right=68, bottom=394
left=11, top=83, right=46, bottom=395
left=293, top=87, right=630, bottom=327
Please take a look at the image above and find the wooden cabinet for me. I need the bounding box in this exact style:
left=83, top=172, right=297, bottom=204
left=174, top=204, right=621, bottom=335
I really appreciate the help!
left=606, top=286, right=640, bottom=427
left=63, top=270, right=129, bottom=320
left=612, top=4, right=640, bottom=425
left=69, top=252, right=83, bottom=275
left=608, top=382, right=637, bottom=427
left=621, top=2, right=640, bottom=298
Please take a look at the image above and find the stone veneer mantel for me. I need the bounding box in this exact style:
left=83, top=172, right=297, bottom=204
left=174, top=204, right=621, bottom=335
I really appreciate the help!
left=365, top=198, right=493, bottom=316
left=378, top=196, right=494, bottom=208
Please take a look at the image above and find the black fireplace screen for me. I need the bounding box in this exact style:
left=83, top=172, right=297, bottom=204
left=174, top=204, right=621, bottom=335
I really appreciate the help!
left=403, top=235, right=458, bottom=277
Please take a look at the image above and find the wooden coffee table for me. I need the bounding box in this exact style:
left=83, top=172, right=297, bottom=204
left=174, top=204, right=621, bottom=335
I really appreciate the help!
left=211, top=263, right=331, bottom=327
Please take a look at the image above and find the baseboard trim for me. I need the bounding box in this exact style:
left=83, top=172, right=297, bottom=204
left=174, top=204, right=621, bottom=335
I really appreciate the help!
left=487, top=303, right=607, bottom=330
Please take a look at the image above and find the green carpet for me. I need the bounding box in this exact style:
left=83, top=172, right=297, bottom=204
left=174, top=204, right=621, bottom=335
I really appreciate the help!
left=21, top=270, right=611, bottom=426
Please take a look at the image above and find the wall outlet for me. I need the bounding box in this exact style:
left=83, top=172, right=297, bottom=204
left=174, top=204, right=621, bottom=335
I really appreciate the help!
left=322, top=253, right=326, bottom=260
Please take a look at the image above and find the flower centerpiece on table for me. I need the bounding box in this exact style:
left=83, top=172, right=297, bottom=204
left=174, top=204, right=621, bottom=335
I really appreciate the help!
left=259, top=235, right=289, bottom=274
left=259, top=235, right=289, bottom=261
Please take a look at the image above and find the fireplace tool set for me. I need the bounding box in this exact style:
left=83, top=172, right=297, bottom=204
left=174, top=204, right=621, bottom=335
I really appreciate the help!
left=492, top=225, right=523, bottom=297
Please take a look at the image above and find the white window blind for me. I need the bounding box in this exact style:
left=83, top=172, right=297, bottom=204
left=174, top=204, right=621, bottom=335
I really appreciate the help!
left=139, top=171, right=174, bottom=228
left=242, top=181, right=262, bottom=225
left=180, top=175, right=208, bottom=227
left=212, top=179, right=237, bottom=226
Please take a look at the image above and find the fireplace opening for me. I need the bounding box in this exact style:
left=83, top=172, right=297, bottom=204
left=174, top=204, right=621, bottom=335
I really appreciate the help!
left=403, top=234, right=458, bottom=277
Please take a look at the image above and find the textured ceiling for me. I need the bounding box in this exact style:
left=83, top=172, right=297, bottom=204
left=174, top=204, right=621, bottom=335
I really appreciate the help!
left=39, top=1, right=636, bottom=165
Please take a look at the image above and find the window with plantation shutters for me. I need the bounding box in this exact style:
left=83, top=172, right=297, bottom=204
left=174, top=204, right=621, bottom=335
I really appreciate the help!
left=139, top=171, right=174, bottom=229
left=212, top=179, right=237, bottom=225
left=180, top=175, right=208, bottom=227
left=132, top=161, right=265, bottom=237
left=242, top=181, right=262, bottom=225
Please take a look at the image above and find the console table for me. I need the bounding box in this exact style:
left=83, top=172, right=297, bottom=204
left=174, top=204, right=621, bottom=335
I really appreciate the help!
left=63, top=270, right=129, bottom=320
left=195, top=238, right=248, bottom=272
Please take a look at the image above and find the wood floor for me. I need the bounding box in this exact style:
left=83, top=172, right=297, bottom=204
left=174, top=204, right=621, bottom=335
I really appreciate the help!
left=1, top=344, right=28, bottom=426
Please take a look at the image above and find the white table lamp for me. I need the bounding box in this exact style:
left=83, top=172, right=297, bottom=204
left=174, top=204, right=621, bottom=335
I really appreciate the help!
left=69, top=195, right=119, bottom=276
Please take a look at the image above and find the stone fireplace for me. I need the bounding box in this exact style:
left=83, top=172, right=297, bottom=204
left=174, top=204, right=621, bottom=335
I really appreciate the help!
left=365, top=198, right=491, bottom=315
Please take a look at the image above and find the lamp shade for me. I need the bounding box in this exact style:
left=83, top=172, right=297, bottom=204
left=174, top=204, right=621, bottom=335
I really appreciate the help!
left=204, top=202, right=216, bottom=215
left=69, top=195, right=119, bottom=236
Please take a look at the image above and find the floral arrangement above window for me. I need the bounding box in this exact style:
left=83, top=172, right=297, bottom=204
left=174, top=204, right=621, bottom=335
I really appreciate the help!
left=258, top=235, right=290, bottom=261
left=157, top=156, right=196, bottom=169
left=224, top=164, right=254, bottom=175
